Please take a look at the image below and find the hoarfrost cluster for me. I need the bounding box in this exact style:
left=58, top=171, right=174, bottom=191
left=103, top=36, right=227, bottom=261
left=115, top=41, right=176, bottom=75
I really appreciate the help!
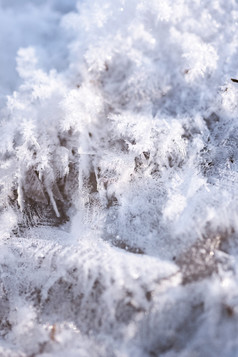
left=1, top=0, right=238, bottom=356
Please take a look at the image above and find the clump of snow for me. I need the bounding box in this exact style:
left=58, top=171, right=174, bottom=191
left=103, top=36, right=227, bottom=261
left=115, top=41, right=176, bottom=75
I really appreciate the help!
left=1, top=0, right=238, bottom=356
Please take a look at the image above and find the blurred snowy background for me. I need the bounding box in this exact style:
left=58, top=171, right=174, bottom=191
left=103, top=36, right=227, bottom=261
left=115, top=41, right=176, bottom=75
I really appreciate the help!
left=1, top=0, right=238, bottom=356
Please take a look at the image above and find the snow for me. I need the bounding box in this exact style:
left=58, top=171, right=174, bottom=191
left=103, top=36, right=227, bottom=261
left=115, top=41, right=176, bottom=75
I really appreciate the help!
left=1, top=0, right=238, bottom=356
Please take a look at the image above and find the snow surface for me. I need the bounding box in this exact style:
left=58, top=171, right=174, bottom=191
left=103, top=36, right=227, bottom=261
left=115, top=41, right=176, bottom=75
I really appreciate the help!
left=1, top=0, right=238, bottom=356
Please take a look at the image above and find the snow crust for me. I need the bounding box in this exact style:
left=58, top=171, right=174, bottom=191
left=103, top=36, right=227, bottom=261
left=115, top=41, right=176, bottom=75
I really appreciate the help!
left=1, top=0, right=238, bottom=356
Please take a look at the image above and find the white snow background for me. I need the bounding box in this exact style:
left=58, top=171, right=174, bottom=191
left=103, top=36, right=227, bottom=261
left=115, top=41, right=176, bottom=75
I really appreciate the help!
left=1, top=0, right=238, bottom=356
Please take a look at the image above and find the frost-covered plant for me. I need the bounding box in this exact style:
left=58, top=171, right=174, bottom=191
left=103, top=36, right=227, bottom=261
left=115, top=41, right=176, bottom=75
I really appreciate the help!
left=2, top=0, right=238, bottom=356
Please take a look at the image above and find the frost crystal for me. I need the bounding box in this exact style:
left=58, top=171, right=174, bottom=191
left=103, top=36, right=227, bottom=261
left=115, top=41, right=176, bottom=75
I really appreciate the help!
left=1, top=0, right=238, bottom=356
